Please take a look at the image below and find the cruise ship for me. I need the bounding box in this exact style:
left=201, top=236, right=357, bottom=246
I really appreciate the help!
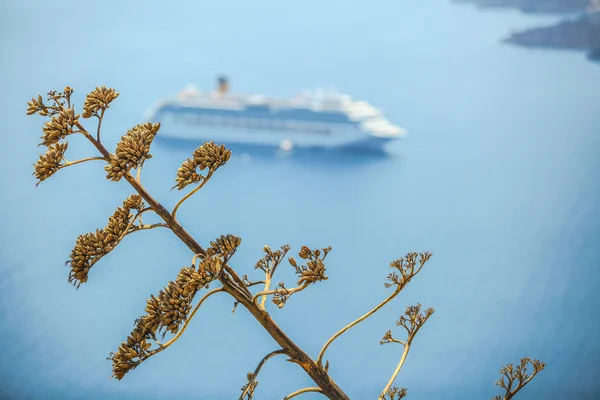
left=144, top=77, right=406, bottom=151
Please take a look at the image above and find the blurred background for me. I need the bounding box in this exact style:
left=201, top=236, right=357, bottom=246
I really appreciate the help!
left=1, top=0, right=599, bottom=399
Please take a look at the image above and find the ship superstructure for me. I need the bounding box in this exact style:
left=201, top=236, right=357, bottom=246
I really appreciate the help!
left=145, top=77, right=406, bottom=150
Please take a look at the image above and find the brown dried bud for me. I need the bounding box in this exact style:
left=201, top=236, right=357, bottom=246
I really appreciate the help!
left=298, top=246, right=311, bottom=260
left=296, top=259, right=328, bottom=285
left=26, top=97, right=40, bottom=115
left=33, top=142, right=68, bottom=185
left=40, top=108, right=79, bottom=146
left=82, top=86, right=120, bottom=118
left=105, top=123, right=160, bottom=181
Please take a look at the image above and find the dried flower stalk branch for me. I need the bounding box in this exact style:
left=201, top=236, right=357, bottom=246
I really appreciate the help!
left=378, top=304, right=435, bottom=399
left=28, top=86, right=350, bottom=398
left=491, top=358, right=546, bottom=400
left=317, top=252, right=431, bottom=368
left=66, top=194, right=151, bottom=287
left=26, top=86, right=546, bottom=400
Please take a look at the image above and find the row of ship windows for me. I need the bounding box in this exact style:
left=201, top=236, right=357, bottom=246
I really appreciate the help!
left=173, top=114, right=355, bottom=134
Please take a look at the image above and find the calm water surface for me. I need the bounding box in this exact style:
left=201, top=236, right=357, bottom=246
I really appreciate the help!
left=1, top=1, right=599, bottom=399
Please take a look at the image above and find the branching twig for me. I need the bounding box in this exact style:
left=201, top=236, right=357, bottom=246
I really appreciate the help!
left=252, top=284, right=307, bottom=307
left=239, top=349, right=288, bottom=400
left=378, top=304, right=434, bottom=399
left=492, top=358, right=546, bottom=400
left=317, top=286, right=402, bottom=367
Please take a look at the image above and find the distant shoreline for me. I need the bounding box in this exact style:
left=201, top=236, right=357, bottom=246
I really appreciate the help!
left=455, top=0, right=600, bottom=63
left=454, top=0, right=592, bottom=15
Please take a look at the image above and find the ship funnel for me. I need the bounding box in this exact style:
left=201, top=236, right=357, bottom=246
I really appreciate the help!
left=217, top=75, right=229, bottom=94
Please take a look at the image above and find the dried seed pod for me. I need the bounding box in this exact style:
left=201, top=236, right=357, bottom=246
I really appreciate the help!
left=26, top=97, right=41, bottom=115
left=33, top=142, right=68, bottom=185
left=298, top=246, right=311, bottom=260
left=82, top=86, right=120, bottom=118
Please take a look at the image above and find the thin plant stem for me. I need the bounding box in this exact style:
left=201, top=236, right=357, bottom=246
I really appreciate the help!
left=260, top=272, right=272, bottom=310
left=317, top=287, right=401, bottom=367
left=136, top=158, right=145, bottom=184
left=59, top=156, right=105, bottom=169
left=97, top=108, right=105, bottom=142
left=171, top=170, right=214, bottom=220
left=238, top=349, right=288, bottom=400
left=283, top=387, right=324, bottom=399
left=252, top=284, right=307, bottom=306
left=379, top=344, right=411, bottom=400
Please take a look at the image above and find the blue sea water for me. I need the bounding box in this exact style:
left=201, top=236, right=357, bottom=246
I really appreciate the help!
left=1, top=1, right=599, bottom=399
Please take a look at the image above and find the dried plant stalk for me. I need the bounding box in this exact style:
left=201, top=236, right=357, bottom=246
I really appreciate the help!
left=26, top=86, right=545, bottom=400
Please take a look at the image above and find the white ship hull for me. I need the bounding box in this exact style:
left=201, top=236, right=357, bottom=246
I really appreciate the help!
left=155, top=118, right=395, bottom=151
left=146, top=81, right=406, bottom=152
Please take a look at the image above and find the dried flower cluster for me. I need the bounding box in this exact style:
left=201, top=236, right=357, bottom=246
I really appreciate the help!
left=383, top=387, right=408, bottom=400
left=105, top=122, right=161, bottom=181
left=289, top=245, right=331, bottom=286
left=33, top=142, right=68, bottom=185
left=207, top=234, right=242, bottom=260
left=255, top=244, right=290, bottom=274
left=271, top=283, right=292, bottom=309
left=396, top=303, right=435, bottom=342
left=26, top=88, right=74, bottom=117
left=27, top=88, right=88, bottom=185
left=82, top=86, right=119, bottom=118
left=67, top=194, right=146, bottom=287
left=39, top=108, right=80, bottom=146
left=174, top=141, right=231, bottom=190
left=385, top=252, right=432, bottom=290
left=266, top=246, right=330, bottom=308
left=491, top=357, right=546, bottom=400
left=109, top=255, right=222, bottom=380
